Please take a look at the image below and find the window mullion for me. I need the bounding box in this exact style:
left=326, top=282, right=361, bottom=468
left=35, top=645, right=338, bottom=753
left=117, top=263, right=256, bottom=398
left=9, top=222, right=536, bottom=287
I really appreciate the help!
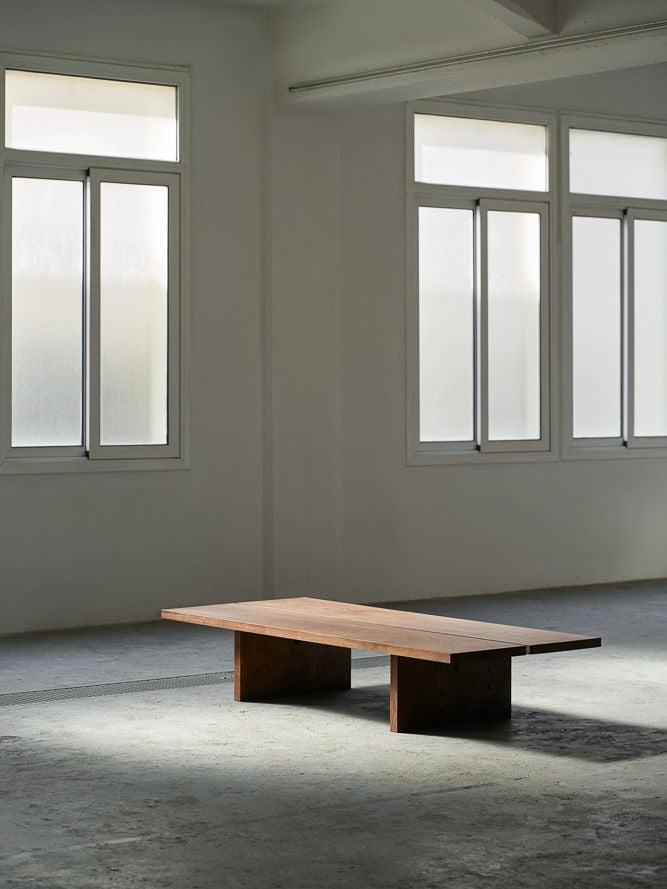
left=477, top=202, right=488, bottom=450
left=623, top=210, right=633, bottom=447
left=87, top=171, right=102, bottom=458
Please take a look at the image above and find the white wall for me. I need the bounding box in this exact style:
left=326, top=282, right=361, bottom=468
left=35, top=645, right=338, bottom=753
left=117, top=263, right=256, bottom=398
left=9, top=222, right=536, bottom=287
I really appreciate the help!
left=270, top=63, right=667, bottom=603
left=0, top=0, right=269, bottom=633
left=3, top=4, right=666, bottom=635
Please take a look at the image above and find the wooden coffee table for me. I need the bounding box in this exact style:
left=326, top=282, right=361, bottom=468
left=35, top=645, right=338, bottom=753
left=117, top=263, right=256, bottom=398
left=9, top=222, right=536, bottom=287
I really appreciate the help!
left=161, top=597, right=601, bottom=733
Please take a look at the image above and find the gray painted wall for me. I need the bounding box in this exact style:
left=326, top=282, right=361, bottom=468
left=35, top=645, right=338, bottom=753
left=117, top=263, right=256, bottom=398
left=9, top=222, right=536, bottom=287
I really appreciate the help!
left=461, top=61, right=667, bottom=118
left=0, top=0, right=268, bottom=633
left=270, top=64, right=667, bottom=603
left=2, top=0, right=666, bottom=635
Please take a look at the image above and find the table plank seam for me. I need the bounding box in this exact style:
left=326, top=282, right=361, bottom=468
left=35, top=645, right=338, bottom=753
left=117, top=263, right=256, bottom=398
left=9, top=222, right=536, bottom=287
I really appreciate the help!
left=245, top=599, right=598, bottom=651
left=161, top=608, right=527, bottom=663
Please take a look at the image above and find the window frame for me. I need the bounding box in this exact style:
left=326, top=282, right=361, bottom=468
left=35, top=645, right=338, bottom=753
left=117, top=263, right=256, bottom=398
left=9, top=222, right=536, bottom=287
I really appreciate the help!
left=406, top=100, right=557, bottom=465
left=478, top=198, right=550, bottom=454
left=0, top=51, right=190, bottom=474
left=566, top=205, right=625, bottom=450
left=625, top=208, right=667, bottom=450
left=410, top=195, right=477, bottom=456
left=88, top=168, right=181, bottom=460
left=2, top=164, right=87, bottom=459
left=561, top=112, right=667, bottom=461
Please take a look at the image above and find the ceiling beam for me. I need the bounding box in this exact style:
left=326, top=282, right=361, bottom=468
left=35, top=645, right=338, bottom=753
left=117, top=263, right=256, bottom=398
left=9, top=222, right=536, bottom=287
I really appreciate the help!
left=467, top=0, right=557, bottom=37
left=284, top=21, right=667, bottom=105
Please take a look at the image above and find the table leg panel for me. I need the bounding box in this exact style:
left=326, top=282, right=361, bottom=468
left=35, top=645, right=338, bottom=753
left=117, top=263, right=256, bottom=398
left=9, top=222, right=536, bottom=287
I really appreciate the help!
left=390, top=655, right=511, bottom=733
left=234, top=631, right=352, bottom=701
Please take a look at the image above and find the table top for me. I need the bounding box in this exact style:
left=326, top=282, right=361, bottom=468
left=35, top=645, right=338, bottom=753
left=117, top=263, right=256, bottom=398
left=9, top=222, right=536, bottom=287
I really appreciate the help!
left=161, top=597, right=601, bottom=665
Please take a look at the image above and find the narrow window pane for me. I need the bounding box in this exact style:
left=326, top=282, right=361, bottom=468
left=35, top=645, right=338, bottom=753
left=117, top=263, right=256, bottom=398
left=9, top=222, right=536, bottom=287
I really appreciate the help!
left=100, top=183, right=169, bottom=446
left=12, top=178, right=83, bottom=447
left=487, top=211, right=541, bottom=441
left=415, top=114, right=547, bottom=191
left=419, top=207, right=474, bottom=442
left=634, top=219, right=667, bottom=437
left=572, top=217, right=622, bottom=438
left=570, top=129, right=667, bottom=200
left=6, top=70, right=177, bottom=161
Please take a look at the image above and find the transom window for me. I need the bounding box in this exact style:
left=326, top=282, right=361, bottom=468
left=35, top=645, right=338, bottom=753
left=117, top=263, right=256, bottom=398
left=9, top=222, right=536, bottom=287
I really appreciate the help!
left=1, top=60, right=187, bottom=470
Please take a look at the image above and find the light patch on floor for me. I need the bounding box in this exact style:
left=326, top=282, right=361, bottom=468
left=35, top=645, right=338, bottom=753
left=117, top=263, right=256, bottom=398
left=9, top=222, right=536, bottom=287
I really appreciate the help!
left=1, top=583, right=666, bottom=888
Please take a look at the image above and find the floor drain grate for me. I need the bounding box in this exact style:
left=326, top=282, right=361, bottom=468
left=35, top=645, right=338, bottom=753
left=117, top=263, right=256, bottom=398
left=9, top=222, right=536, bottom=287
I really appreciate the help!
left=0, top=655, right=388, bottom=706
left=0, top=671, right=232, bottom=707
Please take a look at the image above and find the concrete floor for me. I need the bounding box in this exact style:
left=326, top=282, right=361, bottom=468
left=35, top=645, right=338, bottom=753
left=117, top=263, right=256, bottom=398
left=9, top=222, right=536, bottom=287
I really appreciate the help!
left=1, top=583, right=665, bottom=889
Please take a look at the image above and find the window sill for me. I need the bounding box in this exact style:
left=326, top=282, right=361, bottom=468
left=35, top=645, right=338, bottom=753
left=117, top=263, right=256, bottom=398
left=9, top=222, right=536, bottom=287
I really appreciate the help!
left=564, top=444, right=667, bottom=461
left=407, top=448, right=557, bottom=466
left=0, top=455, right=189, bottom=475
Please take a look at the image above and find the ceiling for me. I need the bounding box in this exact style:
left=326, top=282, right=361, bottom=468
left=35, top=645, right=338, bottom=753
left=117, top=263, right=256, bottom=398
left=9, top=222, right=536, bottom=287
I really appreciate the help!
left=198, top=0, right=667, bottom=105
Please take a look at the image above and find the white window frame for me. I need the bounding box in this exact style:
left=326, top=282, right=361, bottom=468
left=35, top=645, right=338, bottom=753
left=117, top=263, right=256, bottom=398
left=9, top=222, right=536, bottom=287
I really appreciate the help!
left=1, top=164, right=87, bottom=460
left=562, top=112, right=667, bottom=461
left=478, top=198, right=550, bottom=454
left=0, top=51, right=190, bottom=474
left=565, top=205, right=624, bottom=451
left=406, top=100, right=556, bottom=465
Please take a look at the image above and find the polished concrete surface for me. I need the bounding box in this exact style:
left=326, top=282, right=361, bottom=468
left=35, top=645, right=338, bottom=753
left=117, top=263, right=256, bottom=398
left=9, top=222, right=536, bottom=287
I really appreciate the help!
left=1, top=583, right=666, bottom=888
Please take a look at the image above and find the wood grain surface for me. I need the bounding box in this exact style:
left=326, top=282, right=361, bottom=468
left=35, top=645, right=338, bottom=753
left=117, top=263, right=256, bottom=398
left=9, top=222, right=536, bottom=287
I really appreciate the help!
left=162, top=597, right=600, bottom=658
left=390, top=655, right=512, bottom=732
left=234, top=631, right=351, bottom=701
left=161, top=602, right=526, bottom=664
left=258, top=597, right=601, bottom=653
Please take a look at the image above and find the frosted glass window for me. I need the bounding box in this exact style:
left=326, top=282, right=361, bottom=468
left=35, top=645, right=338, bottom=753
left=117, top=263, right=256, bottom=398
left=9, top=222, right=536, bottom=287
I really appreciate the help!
left=487, top=211, right=541, bottom=441
left=100, top=183, right=169, bottom=446
left=570, top=129, right=667, bottom=200
left=572, top=217, right=622, bottom=439
left=5, top=70, right=177, bottom=161
left=415, top=114, right=547, bottom=191
left=634, top=220, right=667, bottom=438
left=419, top=207, right=474, bottom=442
left=12, top=178, right=83, bottom=447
